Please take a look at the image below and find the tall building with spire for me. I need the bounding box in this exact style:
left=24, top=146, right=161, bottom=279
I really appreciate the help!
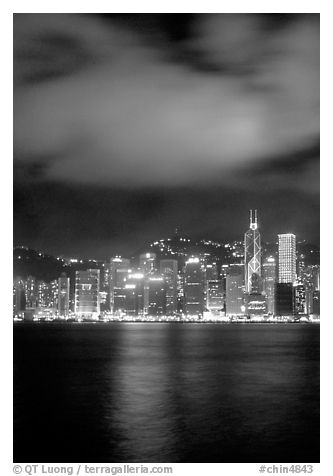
left=244, top=209, right=261, bottom=293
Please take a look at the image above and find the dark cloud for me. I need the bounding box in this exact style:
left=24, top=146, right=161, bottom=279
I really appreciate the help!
left=14, top=13, right=319, bottom=188
left=13, top=13, right=319, bottom=257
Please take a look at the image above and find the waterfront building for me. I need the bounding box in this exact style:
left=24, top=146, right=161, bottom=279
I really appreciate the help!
left=262, top=256, right=277, bottom=315
left=278, top=234, right=296, bottom=284
left=225, top=263, right=245, bottom=315
left=49, top=279, right=58, bottom=309
left=58, top=274, right=70, bottom=317
left=312, top=290, right=320, bottom=315
left=13, top=278, right=26, bottom=316
left=244, top=210, right=261, bottom=293
left=184, top=257, right=205, bottom=317
left=147, top=276, right=166, bottom=316
left=74, top=269, right=100, bottom=319
left=160, top=259, right=178, bottom=315
left=275, top=282, right=294, bottom=316
left=294, top=283, right=306, bottom=315
left=245, top=292, right=267, bottom=317
left=125, top=271, right=145, bottom=316
left=298, top=264, right=320, bottom=314
left=206, top=279, right=224, bottom=314
left=25, top=275, right=38, bottom=308
left=110, top=257, right=131, bottom=313
left=37, top=280, right=51, bottom=308
left=139, top=252, right=157, bottom=275
left=100, top=262, right=111, bottom=310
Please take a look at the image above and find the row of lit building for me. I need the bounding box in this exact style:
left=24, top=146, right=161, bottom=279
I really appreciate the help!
left=13, top=211, right=320, bottom=320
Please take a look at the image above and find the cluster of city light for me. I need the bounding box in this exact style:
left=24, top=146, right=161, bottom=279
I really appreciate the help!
left=13, top=213, right=320, bottom=323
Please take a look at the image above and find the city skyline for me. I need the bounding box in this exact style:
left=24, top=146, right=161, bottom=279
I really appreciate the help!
left=13, top=210, right=320, bottom=321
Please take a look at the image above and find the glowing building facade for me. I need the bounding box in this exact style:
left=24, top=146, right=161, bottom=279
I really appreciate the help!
left=262, top=256, right=277, bottom=315
left=110, top=257, right=131, bottom=314
left=184, top=257, right=205, bottom=317
left=139, top=253, right=156, bottom=275
left=160, top=259, right=178, bottom=315
left=244, top=210, right=261, bottom=293
left=206, top=280, right=224, bottom=314
left=278, top=234, right=296, bottom=284
left=226, top=263, right=245, bottom=315
left=147, top=276, right=166, bottom=316
left=74, top=269, right=100, bottom=319
left=58, top=274, right=70, bottom=317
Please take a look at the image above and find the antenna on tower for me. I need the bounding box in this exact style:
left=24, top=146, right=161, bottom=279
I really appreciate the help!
left=249, top=209, right=258, bottom=230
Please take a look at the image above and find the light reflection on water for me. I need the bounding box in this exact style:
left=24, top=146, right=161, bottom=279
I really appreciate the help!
left=14, top=323, right=319, bottom=462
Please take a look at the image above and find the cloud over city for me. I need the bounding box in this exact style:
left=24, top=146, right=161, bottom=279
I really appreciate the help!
left=14, top=14, right=319, bottom=189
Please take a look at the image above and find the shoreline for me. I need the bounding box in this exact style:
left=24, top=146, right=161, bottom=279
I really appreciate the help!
left=13, top=319, right=320, bottom=325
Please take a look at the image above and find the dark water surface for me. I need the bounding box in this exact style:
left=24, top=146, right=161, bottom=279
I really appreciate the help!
left=14, top=323, right=320, bottom=462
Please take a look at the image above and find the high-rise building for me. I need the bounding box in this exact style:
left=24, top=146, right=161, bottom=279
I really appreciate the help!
left=49, top=280, right=58, bottom=309
left=139, top=253, right=156, bottom=275
left=278, top=234, right=296, bottom=284
left=244, top=210, right=261, bottom=293
left=37, top=280, right=51, bottom=308
left=184, top=257, right=205, bottom=317
left=294, top=283, right=306, bottom=315
left=100, top=262, right=111, bottom=310
left=262, top=256, right=277, bottom=315
left=206, top=280, right=224, bottom=314
left=225, top=263, right=245, bottom=316
left=298, top=264, right=320, bottom=314
left=275, top=282, right=294, bottom=316
left=125, top=271, right=145, bottom=316
left=147, top=276, right=166, bottom=316
left=205, top=262, right=219, bottom=281
left=25, top=276, right=38, bottom=308
left=58, top=274, right=70, bottom=317
left=160, top=259, right=178, bottom=315
left=110, top=257, right=131, bottom=313
left=123, top=283, right=137, bottom=316
left=312, top=290, right=320, bottom=315
left=75, top=269, right=100, bottom=319
left=13, top=278, right=26, bottom=316
left=244, top=293, right=267, bottom=316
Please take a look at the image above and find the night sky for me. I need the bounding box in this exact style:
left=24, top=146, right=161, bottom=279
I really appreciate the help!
left=13, top=13, right=319, bottom=259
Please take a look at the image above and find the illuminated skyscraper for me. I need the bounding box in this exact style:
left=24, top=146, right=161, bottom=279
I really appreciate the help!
left=262, top=256, right=277, bottom=315
left=37, top=280, right=50, bottom=308
left=160, top=259, right=178, bottom=315
left=58, top=274, right=70, bottom=317
left=184, top=257, right=205, bottom=317
left=49, top=280, right=58, bottom=308
left=147, top=276, right=166, bottom=316
left=244, top=210, right=261, bottom=293
left=74, top=269, right=100, bottom=319
left=226, top=264, right=245, bottom=315
left=139, top=253, right=156, bottom=275
left=25, top=275, right=38, bottom=308
left=110, top=257, right=131, bottom=313
left=125, top=271, right=145, bottom=316
left=206, top=280, right=224, bottom=314
left=294, top=283, right=306, bottom=315
left=298, top=264, right=320, bottom=314
left=278, top=234, right=296, bottom=284
left=13, top=278, right=26, bottom=316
